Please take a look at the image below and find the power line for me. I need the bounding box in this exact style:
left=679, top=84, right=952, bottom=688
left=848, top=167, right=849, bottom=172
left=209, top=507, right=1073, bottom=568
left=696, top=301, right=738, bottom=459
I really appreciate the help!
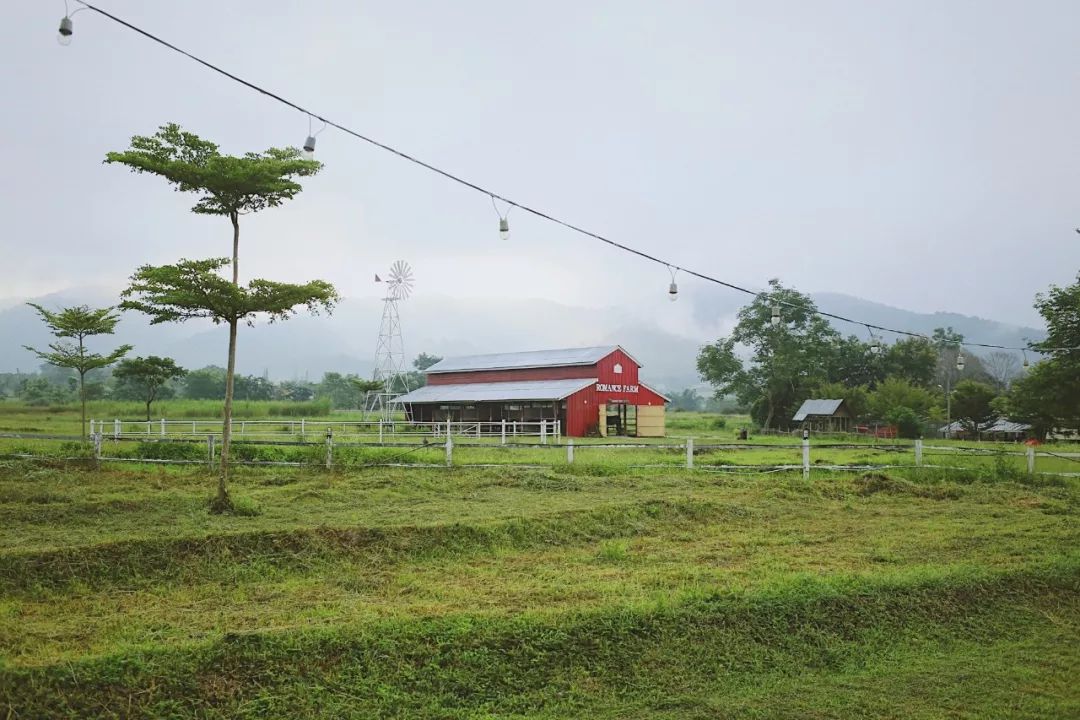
left=70, top=1, right=1075, bottom=354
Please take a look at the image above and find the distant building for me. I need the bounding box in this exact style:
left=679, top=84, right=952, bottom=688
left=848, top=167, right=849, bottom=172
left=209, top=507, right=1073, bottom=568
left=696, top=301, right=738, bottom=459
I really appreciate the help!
left=393, top=346, right=669, bottom=437
left=939, top=419, right=1031, bottom=441
left=792, top=399, right=852, bottom=432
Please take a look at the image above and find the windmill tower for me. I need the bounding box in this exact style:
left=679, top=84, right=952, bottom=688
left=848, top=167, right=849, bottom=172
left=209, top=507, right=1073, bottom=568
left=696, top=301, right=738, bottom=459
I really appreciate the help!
left=370, top=261, right=414, bottom=419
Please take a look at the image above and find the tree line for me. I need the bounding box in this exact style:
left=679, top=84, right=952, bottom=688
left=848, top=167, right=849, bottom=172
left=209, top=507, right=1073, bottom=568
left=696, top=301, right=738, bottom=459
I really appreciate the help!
left=4, top=355, right=441, bottom=418
left=695, top=276, right=1079, bottom=440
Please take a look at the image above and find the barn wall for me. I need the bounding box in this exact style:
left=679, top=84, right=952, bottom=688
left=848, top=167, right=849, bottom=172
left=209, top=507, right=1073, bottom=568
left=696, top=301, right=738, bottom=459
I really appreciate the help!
left=565, top=384, right=599, bottom=437
left=427, top=366, right=598, bottom=385
left=637, top=406, right=666, bottom=437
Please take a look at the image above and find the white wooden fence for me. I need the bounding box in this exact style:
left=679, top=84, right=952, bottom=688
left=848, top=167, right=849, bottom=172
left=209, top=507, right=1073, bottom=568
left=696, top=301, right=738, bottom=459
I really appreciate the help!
left=88, top=418, right=562, bottom=444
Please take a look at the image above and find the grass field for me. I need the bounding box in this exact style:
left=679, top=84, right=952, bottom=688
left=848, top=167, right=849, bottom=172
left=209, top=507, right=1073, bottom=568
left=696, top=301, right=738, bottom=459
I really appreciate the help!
left=0, top=450, right=1077, bottom=717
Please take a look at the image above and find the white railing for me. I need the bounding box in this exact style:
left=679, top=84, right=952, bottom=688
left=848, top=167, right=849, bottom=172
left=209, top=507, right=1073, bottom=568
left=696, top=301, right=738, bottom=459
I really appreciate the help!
left=87, top=418, right=562, bottom=444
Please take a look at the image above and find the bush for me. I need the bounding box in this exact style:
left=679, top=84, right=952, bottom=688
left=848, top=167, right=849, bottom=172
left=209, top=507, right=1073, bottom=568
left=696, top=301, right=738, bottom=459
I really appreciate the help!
left=130, top=441, right=206, bottom=461
left=884, top=406, right=922, bottom=439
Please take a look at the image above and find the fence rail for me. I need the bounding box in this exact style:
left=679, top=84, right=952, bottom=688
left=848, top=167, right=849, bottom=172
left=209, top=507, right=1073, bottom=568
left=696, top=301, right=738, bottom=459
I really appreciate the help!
left=87, top=418, right=562, bottom=444
left=4, top=432, right=1079, bottom=477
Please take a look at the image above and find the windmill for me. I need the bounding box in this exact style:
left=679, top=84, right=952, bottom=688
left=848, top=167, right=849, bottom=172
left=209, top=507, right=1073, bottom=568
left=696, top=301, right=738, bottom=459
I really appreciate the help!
left=370, top=261, right=414, bottom=419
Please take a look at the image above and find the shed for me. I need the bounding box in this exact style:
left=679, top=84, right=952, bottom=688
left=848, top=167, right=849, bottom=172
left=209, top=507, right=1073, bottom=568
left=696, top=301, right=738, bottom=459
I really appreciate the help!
left=792, top=399, right=852, bottom=432
left=393, top=345, right=669, bottom=437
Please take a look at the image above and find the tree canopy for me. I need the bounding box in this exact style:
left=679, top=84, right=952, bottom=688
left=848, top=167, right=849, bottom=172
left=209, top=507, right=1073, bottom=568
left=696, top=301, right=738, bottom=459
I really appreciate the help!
left=121, top=258, right=338, bottom=326
left=113, top=356, right=186, bottom=421
left=105, top=123, right=321, bottom=217
left=697, top=280, right=841, bottom=429
left=23, top=304, right=132, bottom=439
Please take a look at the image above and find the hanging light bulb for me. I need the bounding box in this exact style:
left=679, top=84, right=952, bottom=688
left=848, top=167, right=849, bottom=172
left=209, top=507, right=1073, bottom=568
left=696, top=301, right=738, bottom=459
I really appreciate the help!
left=871, top=338, right=882, bottom=355
left=771, top=304, right=780, bottom=326
left=492, top=196, right=511, bottom=241
left=668, top=281, right=678, bottom=302
left=1022, top=350, right=1029, bottom=368
left=57, top=15, right=73, bottom=45
left=956, top=350, right=966, bottom=372
left=300, top=114, right=325, bottom=160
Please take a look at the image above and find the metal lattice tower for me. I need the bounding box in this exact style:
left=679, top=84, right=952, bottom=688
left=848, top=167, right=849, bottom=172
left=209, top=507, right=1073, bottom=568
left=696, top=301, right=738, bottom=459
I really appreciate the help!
left=370, top=261, right=414, bottom=419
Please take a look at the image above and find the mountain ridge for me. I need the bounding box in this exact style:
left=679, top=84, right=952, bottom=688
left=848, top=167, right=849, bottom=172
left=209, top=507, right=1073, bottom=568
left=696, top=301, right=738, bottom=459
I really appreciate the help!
left=0, top=287, right=1046, bottom=391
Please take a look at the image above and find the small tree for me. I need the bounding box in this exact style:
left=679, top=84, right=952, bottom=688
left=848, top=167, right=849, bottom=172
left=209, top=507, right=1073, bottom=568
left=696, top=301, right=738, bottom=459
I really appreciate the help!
left=113, top=356, right=187, bottom=421
left=108, top=124, right=325, bottom=514
left=122, top=258, right=338, bottom=512
left=951, top=380, right=998, bottom=437
left=23, top=304, right=132, bottom=439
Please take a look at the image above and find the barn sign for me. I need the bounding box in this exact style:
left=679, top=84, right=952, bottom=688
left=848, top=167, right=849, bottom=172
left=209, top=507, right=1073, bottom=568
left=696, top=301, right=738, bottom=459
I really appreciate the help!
left=596, top=383, right=639, bottom=393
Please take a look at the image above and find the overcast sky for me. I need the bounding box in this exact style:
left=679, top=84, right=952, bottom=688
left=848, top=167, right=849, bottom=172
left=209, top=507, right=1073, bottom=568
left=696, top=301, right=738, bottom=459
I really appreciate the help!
left=2, top=0, right=1078, bottom=328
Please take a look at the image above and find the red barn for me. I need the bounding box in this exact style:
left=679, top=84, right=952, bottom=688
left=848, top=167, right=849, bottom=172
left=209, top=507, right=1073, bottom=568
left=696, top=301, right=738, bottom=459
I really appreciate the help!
left=394, top=346, right=669, bottom=437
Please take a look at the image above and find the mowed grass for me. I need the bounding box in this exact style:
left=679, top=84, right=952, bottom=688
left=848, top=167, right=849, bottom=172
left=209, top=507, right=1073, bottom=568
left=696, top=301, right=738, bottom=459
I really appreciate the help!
left=0, top=456, right=1077, bottom=718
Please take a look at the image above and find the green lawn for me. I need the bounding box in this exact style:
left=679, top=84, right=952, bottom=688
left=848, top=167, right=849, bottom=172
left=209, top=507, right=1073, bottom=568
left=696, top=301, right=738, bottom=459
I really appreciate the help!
left=0, top=457, right=1077, bottom=717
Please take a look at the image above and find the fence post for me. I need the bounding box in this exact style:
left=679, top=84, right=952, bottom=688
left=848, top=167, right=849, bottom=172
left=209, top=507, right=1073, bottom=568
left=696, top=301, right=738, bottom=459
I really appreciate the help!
left=501, top=419, right=507, bottom=445
left=378, top=420, right=384, bottom=444
left=88, top=419, right=94, bottom=437
left=114, top=419, right=120, bottom=440
left=207, top=434, right=215, bottom=471
left=241, top=421, right=246, bottom=437
left=686, top=437, right=694, bottom=469
left=445, top=434, right=453, bottom=467
left=93, top=432, right=102, bottom=464
left=915, top=437, right=923, bottom=467
left=160, top=418, right=166, bottom=436
left=325, top=428, right=334, bottom=470
left=557, top=420, right=561, bottom=441
left=540, top=420, right=548, bottom=445
left=446, top=418, right=452, bottom=440
left=147, top=420, right=152, bottom=436
left=567, top=438, right=574, bottom=464
left=476, top=422, right=481, bottom=439
left=1027, top=446, right=1035, bottom=474
left=802, top=429, right=810, bottom=480
left=301, top=418, right=306, bottom=440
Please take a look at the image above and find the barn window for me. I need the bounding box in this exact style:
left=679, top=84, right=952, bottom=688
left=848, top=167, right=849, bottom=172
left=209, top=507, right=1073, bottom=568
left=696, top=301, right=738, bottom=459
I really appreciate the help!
left=613, top=363, right=623, bottom=374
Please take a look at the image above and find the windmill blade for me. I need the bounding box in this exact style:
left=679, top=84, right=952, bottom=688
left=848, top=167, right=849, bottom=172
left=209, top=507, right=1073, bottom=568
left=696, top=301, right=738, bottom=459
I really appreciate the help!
left=388, top=260, right=414, bottom=299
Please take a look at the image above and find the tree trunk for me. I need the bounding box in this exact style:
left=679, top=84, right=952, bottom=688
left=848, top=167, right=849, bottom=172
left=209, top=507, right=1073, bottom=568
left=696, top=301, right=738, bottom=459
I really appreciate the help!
left=211, top=211, right=242, bottom=514
left=79, top=369, right=87, bottom=442
left=145, top=399, right=152, bottom=423
left=231, top=211, right=240, bottom=285
left=763, top=395, right=774, bottom=432
left=214, top=317, right=238, bottom=513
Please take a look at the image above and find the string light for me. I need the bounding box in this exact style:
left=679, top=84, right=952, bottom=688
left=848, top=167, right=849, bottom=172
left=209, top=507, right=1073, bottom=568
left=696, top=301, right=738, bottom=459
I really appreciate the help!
left=57, top=16, right=73, bottom=45
left=57, top=1, right=87, bottom=46
left=866, top=326, right=882, bottom=355
left=301, top=114, right=326, bottom=160
left=56, top=1, right=1080, bottom=356
left=667, top=267, right=679, bottom=302
left=956, top=350, right=966, bottom=372
left=491, top=196, right=511, bottom=241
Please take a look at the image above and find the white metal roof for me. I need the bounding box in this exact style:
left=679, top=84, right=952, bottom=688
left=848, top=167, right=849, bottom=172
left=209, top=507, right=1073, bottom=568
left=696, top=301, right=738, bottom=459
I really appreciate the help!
left=792, top=399, right=845, bottom=422
left=426, top=346, right=637, bottom=374
left=392, top=378, right=596, bottom=404
left=939, top=419, right=1031, bottom=434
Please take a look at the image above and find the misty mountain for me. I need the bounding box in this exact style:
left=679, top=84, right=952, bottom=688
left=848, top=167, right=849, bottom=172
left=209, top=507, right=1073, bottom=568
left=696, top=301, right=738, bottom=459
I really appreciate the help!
left=0, top=287, right=1046, bottom=392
